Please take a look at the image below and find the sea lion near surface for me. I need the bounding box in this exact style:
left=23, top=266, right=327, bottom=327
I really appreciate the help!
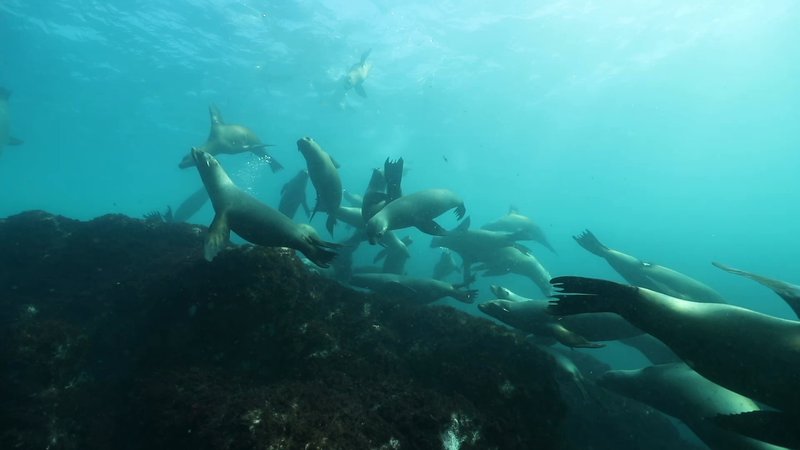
left=342, top=49, right=372, bottom=98
left=481, top=207, right=556, bottom=254
left=365, top=188, right=466, bottom=245
left=548, top=275, right=800, bottom=440
left=191, top=148, right=338, bottom=267
left=296, top=137, right=342, bottom=236
left=350, top=273, right=477, bottom=305
left=599, top=363, right=787, bottom=450
left=574, top=229, right=727, bottom=303
left=713, top=261, right=800, bottom=319
left=278, top=169, right=310, bottom=220
left=0, top=87, right=23, bottom=155
left=178, top=104, right=282, bottom=172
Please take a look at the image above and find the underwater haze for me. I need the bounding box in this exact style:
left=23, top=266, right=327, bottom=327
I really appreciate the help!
left=1, top=0, right=800, bottom=325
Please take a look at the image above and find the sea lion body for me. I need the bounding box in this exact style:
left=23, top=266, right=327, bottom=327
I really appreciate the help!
left=342, top=49, right=372, bottom=98
left=180, top=105, right=282, bottom=172
left=549, top=276, right=800, bottom=417
left=431, top=217, right=526, bottom=261
left=0, top=87, right=23, bottom=155
left=365, top=188, right=466, bottom=244
left=297, top=137, right=342, bottom=236
left=374, top=235, right=412, bottom=275
left=574, top=230, right=726, bottom=303
left=191, top=148, right=337, bottom=267
left=599, top=363, right=785, bottom=450
left=278, top=170, right=310, bottom=219
left=432, top=249, right=460, bottom=281
left=476, top=246, right=553, bottom=297
left=482, top=209, right=556, bottom=253
left=350, top=273, right=476, bottom=304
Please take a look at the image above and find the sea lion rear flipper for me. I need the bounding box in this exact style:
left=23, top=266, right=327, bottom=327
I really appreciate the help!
left=713, top=410, right=800, bottom=449
left=548, top=276, right=637, bottom=316
left=304, top=235, right=339, bottom=268
left=383, top=157, right=404, bottom=201
left=325, top=214, right=337, bottom=237
left=573, top=230, right=609, bottom=256
left=713, top=261, right=800, bottom=317
left=8, top=136, right=23, bottom=146
left=547, top=323, right=605, bottom=349
left=204, top=213, right=231, bottom=261
left=354, top=84, right=367, bottom=98
left=208, top=104, right=224, bottom=125
left=416, top=220, right=448, bottom=236
left=453, top=216, right=471, bottom=233
left=250, top=146, right=283, bottom=172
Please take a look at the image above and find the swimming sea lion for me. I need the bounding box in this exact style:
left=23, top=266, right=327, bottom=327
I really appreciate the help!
left=297, top=137, right=342, bottom=236
left=361, top=157, right=404, bottom=222
left=713, top=261, right=800, bottom=319
left=342, top=49, right=372, bottom=98
left=482, top=207, right=556, bottom=253
left=374, top=235, right=413, bottom=275
left=478, top=299, right=604, bottom=348
left=279, top=169, right=310, bottom=219
left=191, top=148, right=338, bottom=267
left=179, top=104, right=282, bottom=172
left=599, top=363, right=785, bottom=450
left=432, top=249, right=460, bottom=281
left=548, top=276, right=800, bottom=432
left=365, top=188, right=466, bottom=244
left=350, top=272, right=476, bottom=304
left=475, top=246, right=553, bottom=297
left=431, top=216, right=529, bottom=261
left=574, top=230, right=726, bottom=303
left=490, top=285, right=533, bottom=303
left=0, top=87, right=23, bottom=155
left=540, top=346, right=591, bottom=402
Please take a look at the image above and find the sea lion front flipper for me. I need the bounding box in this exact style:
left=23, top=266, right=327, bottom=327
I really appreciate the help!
left=416, top=220, right=448, bottom=236
left=713, top=410, right=800, bottom=449
left=547, top=323, right=605, bottom=349
left=328, top=155, right=341, bottom=169
left=713, top=261, right=800, bottom=318
left=204, top=213, right=231, bottom=261
left=325, top=213, right=337, bottom=237
left=573, top=230, right=609, bottom=256
left=354, top=84, right=367, bottom=98
left=548, top=276, right=638, bottom=316
left=8, top=136, right=23, bottom=145
left=250, top=146, right=284, bottom=173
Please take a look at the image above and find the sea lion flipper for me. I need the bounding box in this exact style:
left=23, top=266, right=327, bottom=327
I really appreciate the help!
left=204, top=213, right=231, bottom=261
left=360, top=49, right=372, bottom=64
left=548, top=323, right=605, bottom=349
left=573, top=229, right=609, bottom=256
left=548, top=276, right=637, bottom=316
left=8, top=136, right=23, bottom=145
left=328, top=155, right=341, bottom=169
left=416, top=220, right=447, bottom=236
left=713, top=410, right=799, bottom=449
left=250, top=146, right=284, bottom=173
left=383, top=157, right=404, bottom=201
left=325, top=214, right=337, bottom=237
left=301, top=199, right=311, bottom=218
left=354, top=84, right=367, bottom=98
left=208, top=104, right=224, bottom=125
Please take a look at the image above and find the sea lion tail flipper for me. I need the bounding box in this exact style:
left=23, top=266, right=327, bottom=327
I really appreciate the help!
left=416, top=220, right=448, bottom=236
left=354, top=84, right=367, bottom=98
left=453, top=216, right=471, bottom=233
left=325, top=214, right=337, bottom=237
left=573, top=229, right=609, bottom=256
left=204, top=213, right=231, bottom=261
left=454, top=203, right=467, bottom=220
left=712, top=411, right=799, bottom=449
left=383, top=157, right=404, bottom=201
left=547, top=323, right=605, bottom=349
left=8, top=136, right=23, bottom=146
left=548, top=276, right=636, bottom=316
left=208, top=104, right=224, bottom=125
left=304, top=235, right=340, bottom=268
left=360, top=49, right=372, bottom=64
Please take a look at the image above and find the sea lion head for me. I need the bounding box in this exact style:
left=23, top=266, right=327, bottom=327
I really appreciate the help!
left=191, top=147, right=217, bottom=168
left=365, top=216, right=387, bottom=245
left=296, top=136, right=320, bottom=157
left=477, top=299, right=512, bottom=317
left=490, top=285, right=512, bottom=300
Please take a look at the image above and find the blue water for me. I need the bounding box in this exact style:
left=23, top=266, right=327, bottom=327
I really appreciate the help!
left=2, top=0, right=799, bottom=366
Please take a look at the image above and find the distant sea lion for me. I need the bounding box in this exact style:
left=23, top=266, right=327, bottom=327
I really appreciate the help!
left=713, top=261, right=800, bottom=319
left=365, top=188, right=466, bottom=244
left=0, top=87, right=23, bottom=155
left=179, top=104, right=282, bottom=172
left=350, top=272, right=476, bottom=304
left=297, top=137, right=342, bottom=236
left=191, top=148, right=338, bottom=267
left=549, top=275, right=800, bottom=444
left=599, top=363, right=785, bottom=450
left=482, top=207, right=556, bottom=253
left=574, top=230, right=726, bottom=303
left=279, top=169, right=310, bottom=219
left=342, top=49, right=372, bottom=98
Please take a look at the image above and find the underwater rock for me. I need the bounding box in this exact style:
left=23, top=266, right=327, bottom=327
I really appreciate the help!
left=0, top=211, right=702, bottom=449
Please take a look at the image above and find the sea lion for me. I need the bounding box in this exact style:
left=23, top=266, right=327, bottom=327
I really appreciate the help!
left=574, top=230, right=726, bottom=303
left=350, top=272, right=476, bottom=304
left=431, top=216, right=529, bottom=261
left=599, top=363, right=786, bottom=450
left=713, top=261, right=800, bottom=319
left=365, top=188, right=466, bottom=244
left=432, top=249, right=460, bottom=281
left=179, top=104, right=282, bottom=172
left=0, top=87, right=23, bottom=155
left=475, top=246, right=553, bottom=297
left=297, top=137, right=342, bottom=236
left=279, top=169, right=310, bottom=219
left=548, top=275, right=800, bottom=438
left=342, top=49, right=372, bottom=98
left=374, top=235, right=413, bottom=275
left=540, top=346, right=591, bottom=402
left=478, top=299, right=604, bottom=348
left=191, top=148, right=338, bottom=267
left=481, top=207, right=556, bottom=253
left=490, top=285, right=533, bottom=303
left=172, top=187, right=210, bottom=223
left=361, top=157, right=404, bottom=223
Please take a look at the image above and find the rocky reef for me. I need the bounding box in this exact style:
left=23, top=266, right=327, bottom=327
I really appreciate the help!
left=0, top=211, right=703, bottom=449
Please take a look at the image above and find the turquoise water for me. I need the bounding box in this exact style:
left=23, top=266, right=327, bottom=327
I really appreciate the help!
left=1, top=0, right=799, bottom=332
